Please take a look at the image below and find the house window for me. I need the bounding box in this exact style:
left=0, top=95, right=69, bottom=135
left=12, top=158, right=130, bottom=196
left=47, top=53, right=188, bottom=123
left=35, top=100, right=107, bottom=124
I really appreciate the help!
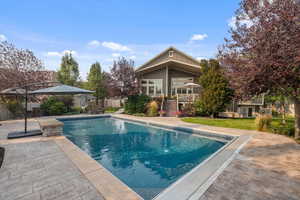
left=171, top=77, right=194, bottom=95
left=141, top=79, right=163, bottom=97
left=169, top=51, right=174, bottom=57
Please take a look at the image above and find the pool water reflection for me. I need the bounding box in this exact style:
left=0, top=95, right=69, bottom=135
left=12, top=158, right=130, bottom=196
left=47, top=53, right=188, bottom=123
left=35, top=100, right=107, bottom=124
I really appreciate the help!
left=62, top=117, right=225, bottom=200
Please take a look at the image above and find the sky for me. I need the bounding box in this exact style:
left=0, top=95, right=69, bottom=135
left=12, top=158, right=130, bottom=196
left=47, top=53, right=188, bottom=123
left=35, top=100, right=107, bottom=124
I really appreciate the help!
left=0, top=0, right=240, bottom=80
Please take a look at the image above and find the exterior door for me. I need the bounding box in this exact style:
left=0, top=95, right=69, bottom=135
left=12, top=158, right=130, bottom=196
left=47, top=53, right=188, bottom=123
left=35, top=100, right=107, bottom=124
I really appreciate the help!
left=248, top=107, right=253, bottom=117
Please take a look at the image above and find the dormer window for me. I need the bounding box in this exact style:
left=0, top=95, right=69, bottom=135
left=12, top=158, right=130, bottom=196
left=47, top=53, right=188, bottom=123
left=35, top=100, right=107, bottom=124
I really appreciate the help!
left=169, top=50, right=174, bottom=57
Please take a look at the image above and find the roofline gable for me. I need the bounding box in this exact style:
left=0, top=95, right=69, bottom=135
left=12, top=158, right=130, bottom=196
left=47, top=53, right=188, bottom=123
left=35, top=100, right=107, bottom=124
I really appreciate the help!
left=135, top=46, right=201, bottom=72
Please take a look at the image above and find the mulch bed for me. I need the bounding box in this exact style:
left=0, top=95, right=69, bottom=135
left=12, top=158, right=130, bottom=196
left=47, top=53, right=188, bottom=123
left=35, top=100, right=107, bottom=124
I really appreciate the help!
left=0, top=147, right=4, bottom=168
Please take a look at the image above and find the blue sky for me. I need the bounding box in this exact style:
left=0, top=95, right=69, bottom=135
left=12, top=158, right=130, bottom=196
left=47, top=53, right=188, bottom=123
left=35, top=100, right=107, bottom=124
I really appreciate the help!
left=0, top=0, right=240, bottom=79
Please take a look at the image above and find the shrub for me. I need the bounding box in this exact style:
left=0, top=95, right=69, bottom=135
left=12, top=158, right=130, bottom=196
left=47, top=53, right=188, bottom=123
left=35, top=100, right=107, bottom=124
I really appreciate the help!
left=4, top=99, right=23, bottom=117
left=182, top=103, right=196, bottom=117
left=69, top=106, right=82, bottom=114
left=48, top=102, right=67, bottom=115
left=125, top=94, right=150, bottom=114
left=136, top=94, right=151, bottom=113
left=133, top=113, right=146, bottom=117
left=255, top=114, right=272, bottom=131
left=270, top=118, right=295, bottom=137
left=105, top=107, right=119, bottom=113
left=40, top=96, right=67, bottom=116
left=56, top=95, right=74, bottom=112
left=146, top=101, right=158, bottom=117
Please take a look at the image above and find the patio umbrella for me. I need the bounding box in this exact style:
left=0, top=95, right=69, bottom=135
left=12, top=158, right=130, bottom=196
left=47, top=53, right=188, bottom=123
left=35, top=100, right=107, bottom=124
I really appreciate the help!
left=183, top=82, right=201, bottom=88
left=182, top=83, right=201, bottom=102
left=0, top=88, right=26, bottom=95
left=30, top=84, right=93, bottom=95
left=2, top=84, right=93, bottom=139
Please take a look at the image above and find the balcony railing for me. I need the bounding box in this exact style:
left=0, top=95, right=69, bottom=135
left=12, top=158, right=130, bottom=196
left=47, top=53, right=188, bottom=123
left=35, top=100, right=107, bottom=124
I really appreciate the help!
left=177, top=94, right=199, bottom=102
left=238, top=95, right=264, bottom=105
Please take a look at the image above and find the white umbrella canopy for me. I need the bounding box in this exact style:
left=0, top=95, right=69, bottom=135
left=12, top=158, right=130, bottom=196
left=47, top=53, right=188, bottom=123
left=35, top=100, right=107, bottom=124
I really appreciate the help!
left=183, top=83, right=201, bottom=88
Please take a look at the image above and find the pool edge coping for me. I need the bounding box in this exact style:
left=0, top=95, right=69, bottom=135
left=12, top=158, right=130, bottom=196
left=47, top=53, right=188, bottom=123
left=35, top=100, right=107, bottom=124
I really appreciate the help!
left=53, top=136, right=143, bottom=200
left=58, top=114, right=252, bottom=200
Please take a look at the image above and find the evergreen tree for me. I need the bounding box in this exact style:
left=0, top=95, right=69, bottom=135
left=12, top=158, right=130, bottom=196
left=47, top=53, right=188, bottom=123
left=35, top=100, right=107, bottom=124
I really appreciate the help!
left=57, top=53, right=79, bottom=86
left=196, top=59, right=233, bottom=117
left=87, top=62, right=106, bottom=105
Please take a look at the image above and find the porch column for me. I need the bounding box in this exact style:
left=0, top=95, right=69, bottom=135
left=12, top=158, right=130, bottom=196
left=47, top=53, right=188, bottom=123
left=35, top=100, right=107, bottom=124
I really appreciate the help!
left=165, top=65, right=169, bottom=96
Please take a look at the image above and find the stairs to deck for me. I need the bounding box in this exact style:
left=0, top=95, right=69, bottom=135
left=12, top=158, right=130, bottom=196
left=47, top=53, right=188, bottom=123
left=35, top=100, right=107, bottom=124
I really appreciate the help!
left=165, top=100, right=177, bottom=117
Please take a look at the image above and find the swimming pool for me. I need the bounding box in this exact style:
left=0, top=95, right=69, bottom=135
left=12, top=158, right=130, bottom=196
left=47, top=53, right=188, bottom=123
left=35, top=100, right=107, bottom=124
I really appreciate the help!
left=61, top=117, right=226, bottom=200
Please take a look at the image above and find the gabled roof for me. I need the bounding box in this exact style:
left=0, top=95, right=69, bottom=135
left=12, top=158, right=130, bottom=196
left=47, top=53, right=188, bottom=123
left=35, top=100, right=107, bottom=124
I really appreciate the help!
left=136, top=46, right=201, bottom=73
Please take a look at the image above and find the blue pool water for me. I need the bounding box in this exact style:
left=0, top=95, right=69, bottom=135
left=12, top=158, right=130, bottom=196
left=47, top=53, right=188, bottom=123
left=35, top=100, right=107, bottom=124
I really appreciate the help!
left=62, top=117, right=225, bottom=200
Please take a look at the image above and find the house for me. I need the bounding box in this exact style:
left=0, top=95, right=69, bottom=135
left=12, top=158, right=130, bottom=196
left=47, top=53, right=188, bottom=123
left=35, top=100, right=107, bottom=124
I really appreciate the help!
left=220, top=95, right=266, bottom=118
left=136, top=47, right=201, bottom=116
left=136, top=46, right=267, bottom=118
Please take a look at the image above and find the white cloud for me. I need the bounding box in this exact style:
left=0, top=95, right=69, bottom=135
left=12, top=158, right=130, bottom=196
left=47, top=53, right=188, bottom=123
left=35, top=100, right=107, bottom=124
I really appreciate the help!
left=102, top=41, right=131, bottom=51
left=129, top=55, right=136, bottom=60
left=45, top=50, right=77, bottom=57
left=88, top=40, right=101, bottom=47
left=0, top=34, right=7, bottom=42
left=190, top=34, right=208, bottom=41
left=112, top=53, right=121, bottom=57
left=46, top=52, right=61, bottom=57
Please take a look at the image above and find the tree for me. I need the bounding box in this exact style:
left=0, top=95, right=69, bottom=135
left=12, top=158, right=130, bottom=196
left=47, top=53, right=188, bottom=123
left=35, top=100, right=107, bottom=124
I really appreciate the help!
left=196, top=59, right=233, bottom=117
left=219, top=0, right=300, bottom=138
left=57, top=53, right=79, bottom=86
left=87, top=62, right=107, bottom=105
left=110, top=57, right=138, bottom=97
left=0, top=41, right=53, bottom=90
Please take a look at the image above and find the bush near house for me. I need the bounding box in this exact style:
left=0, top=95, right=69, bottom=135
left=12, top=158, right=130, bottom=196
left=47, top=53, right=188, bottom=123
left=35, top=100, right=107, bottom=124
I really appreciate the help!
left=255, top=114, right=272, bottom=131
left=124, top=94, right=150, bottom=114
left=40, top=97, right=67, bottom=116
left=146, top=101, right=159, bottom=117
left=104, top=107, right=120, bottom=113
left=2, top=99, right=23, bottom=117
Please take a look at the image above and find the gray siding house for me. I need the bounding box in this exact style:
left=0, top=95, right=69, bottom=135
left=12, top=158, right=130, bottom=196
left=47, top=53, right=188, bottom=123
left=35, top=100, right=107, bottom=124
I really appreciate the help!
left=136, top=46, right=201, bottom=98
left=136, top=46, right=266, bottom=118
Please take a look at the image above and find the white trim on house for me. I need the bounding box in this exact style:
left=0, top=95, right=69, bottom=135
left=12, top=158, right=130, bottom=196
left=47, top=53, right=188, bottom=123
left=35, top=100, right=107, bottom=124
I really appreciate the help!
left=141, top=79, right=163, bottom=97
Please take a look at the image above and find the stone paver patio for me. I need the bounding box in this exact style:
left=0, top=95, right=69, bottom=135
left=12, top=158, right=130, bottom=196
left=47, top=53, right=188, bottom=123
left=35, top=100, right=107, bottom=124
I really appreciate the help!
left=0, top=120, right=104, bottom=200
left=0, top=114, right=300, bottom=200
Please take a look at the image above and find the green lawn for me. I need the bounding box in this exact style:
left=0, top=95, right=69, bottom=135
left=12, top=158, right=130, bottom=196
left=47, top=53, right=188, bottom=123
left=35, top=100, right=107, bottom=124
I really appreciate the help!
left=182, top=117, right=256, bottom=130
left=182, top=117, right=295, bottom=132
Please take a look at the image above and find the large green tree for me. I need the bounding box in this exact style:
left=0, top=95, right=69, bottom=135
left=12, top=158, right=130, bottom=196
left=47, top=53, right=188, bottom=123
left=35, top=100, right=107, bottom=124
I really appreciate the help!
left=57, top=53, right=79, bottom=86
left=87, top=62, right=106, bottom=105
left=196, top=59, right=233, bottom=117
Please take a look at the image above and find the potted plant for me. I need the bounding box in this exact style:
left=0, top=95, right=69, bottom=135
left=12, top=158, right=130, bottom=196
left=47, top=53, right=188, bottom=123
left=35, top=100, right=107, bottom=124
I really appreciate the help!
left=175, top=111, right=182, bottom=118
left=159, top=110, right=166, bottom=117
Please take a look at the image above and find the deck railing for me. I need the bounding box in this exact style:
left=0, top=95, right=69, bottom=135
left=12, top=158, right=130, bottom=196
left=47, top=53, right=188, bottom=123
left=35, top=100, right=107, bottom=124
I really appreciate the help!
left=238, top=95, right=265, bottom=105
left=177, top=94, right=199, bottom=103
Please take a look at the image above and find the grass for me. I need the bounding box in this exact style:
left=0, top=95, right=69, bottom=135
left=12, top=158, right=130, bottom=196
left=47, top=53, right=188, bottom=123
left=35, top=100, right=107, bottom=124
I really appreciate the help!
left=182, top=117, right=295, bottom=132
left=182, top=117, right=257, bottom=130
left=104, top=107, right=120, bottom=113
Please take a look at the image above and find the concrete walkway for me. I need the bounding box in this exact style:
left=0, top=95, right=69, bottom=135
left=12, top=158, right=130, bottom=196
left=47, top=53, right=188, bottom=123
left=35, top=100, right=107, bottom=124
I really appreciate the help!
left=1, top=114, right=300, bottom=200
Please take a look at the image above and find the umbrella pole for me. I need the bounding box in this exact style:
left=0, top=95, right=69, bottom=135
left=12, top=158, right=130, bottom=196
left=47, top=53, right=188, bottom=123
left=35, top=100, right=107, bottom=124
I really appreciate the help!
left=24, top=87, right=28, bottom=134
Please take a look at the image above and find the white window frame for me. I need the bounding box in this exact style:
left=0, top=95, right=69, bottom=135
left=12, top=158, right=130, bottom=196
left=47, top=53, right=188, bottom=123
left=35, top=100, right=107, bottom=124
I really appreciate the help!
left=141, top=79, right=163, bottom=97
left=171, top=77, right=194, bottom=96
